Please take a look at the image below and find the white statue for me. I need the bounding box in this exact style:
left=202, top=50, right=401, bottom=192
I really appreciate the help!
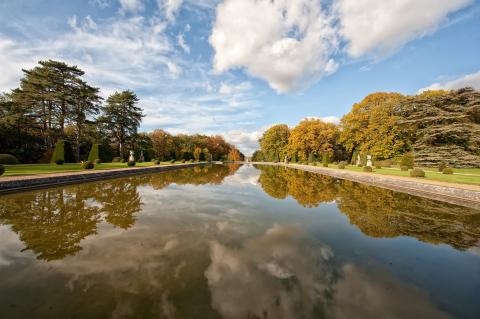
left=128, top=150, right=135, bottom=162
left=367, top=155, right=373, bottom=167
left=284, top=155, right=288, bottom=164
left=356, top=154, right=361, bottom=165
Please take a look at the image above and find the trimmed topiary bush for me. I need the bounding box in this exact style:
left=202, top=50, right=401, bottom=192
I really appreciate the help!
left=153, top=159, right=160, bottom=165
left=438, top=162, right=447, bottom=172
left=400, top=165, right=409, bottom=171
left=51, top=140, right=65, bottom=164
left=357, top=163, right=363, bottom=167
left=442, top=167, right=454, bottom=174
left=322, top=153, right=329, bottom=167
left=0, top=164, right=5, bottom=176
left=81, top=161, right=94, bottom=169
left=88, top=144, right=100, bottom=162
left=112, top=157, right=121, bottom=163
left=94, top=159, right=102, bottom=164
left=121, top=159, right=126, bottom=163
left=55, top=159, right=64, bottom=165
left=0, top=154, right=19, bottom=165
left=127, top=161, right=136, bottom=167
left=170, top=159, right=175, bottom=164
left=363, top=166, right=373, bottom=172
left=338, top=162, right=346, bottom=169
left=410, top=168, right=425, bottom=178
left=189, top=159, right=194, bottom=163
left=181, top=159, right=186, bottom=163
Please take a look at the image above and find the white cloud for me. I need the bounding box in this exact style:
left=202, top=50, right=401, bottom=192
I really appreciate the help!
left=218, top=81, right=251, bottom=95
left=119, top=0, right=144, bottom=14
left=176, top=33, right=190, bottom=53
left=304, top=116, right=341, bottom=124
left=419, top=70, right=480, bottom=92
left=336, top=0, right=472, bottom=58
left=158, top=0, right=183, bottom=22
left=210, top=0, right=339, bottom=93
left=88, top=0, right=111, bottom=8
left=222, top=130, right=262, bottom=156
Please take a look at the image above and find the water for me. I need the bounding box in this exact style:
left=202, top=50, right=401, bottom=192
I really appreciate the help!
left=0, top=164, right=479, bottom=319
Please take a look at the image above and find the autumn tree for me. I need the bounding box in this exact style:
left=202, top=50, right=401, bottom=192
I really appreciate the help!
left=259, top=124, right=290, bottom=161
left=339, top=92, right=409, bottom=161
left=288, top=119, right=338, bottom=161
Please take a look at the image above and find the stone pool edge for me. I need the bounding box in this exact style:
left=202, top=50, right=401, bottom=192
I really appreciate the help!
left=251, top=162, right=480, bottom=209
left=0, top=163, right=209, bottom=194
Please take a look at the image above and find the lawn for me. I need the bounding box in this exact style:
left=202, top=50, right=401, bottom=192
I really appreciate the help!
left=327, top=164, right=480, bottom=186
left=1, top=161, right=192, bottom=176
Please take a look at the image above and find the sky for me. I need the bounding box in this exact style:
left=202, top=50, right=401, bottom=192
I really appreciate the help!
left=1, top=0, right=479, bottom=155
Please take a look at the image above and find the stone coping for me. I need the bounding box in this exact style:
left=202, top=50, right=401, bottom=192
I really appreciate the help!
left=251, top=162, right=480, bottom=209
left=0, top=163, right=209, bottom=194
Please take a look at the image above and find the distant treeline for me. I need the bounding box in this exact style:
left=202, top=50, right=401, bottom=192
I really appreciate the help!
left=0, top=60, right=243, bottom=163
left=253, top=88, right=480, bottom=167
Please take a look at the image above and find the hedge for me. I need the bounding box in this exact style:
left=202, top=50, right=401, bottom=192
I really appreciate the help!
left=51, top=140, right=65, bottom=164
left=0, top=154, right=19, bottom=164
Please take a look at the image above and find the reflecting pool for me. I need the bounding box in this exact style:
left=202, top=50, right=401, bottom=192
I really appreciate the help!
left=0, top=164, right=479, bottom=318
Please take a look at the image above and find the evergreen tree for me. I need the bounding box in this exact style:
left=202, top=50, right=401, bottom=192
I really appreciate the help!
left=100, top=90, right=144, bottom=159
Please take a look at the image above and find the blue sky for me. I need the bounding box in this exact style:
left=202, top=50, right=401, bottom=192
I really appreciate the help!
left=1, top=0, right=479, bottom=154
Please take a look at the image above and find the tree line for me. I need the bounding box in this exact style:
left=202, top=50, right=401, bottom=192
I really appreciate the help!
left=0, top=60, right=243, bottom=163
left=253, top=88, right=480, bottom=168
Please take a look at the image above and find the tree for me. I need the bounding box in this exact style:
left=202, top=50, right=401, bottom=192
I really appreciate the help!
left=228, top=148, right=243, bottom=161
left=101, top=90, right=144, bottom=159
left=397, top=88, right=480, bottom=167
left=194, top=147, right=202, bottom=161
left=150, top=129, right=175, bottom=160
left=339, top=92, right=408, bottom=160
left=259, top=124, right=290, bottom=162
left=288, top=119, right=338, bottom=161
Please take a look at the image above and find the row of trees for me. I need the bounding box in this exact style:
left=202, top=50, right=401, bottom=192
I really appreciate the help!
left=0, top=60, right=243, bottom=163
left=253, top=88, right=480, bottom=167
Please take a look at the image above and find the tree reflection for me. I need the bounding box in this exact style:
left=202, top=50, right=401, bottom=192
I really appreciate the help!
left=0, top=164, right=240, bottom=260
left=256, top=165, right=480, bottom=250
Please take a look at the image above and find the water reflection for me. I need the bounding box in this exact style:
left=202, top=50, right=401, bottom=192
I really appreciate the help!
left=256, top=165, right=480, bottom=250
left=0, top=164, right=478, bottom=318
left=0, top=164, right=240, bottom=260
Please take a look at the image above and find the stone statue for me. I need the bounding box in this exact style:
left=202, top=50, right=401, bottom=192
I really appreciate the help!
left=284, top=155, right=288, bottom=164
left=356, top=154, right=361, bottom=165
left=139, top=150, right=145, bottom=162
left=128, top=150, right=135, bottom=162
left=367, top=155, right=373, bottom=167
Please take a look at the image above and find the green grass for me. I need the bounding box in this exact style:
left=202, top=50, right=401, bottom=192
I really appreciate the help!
left=1, top=161, right=199, bottom=176
left=332, top=165, right=480, bottom=186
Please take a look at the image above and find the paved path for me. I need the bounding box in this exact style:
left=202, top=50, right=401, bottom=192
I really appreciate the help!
left=252, top=162, right=480, bottom=209
left=0, top=163, right=207, bottom=194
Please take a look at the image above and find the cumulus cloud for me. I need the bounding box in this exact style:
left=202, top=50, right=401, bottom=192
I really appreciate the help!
left=210, top=0, right=339, bottom=93
left=419, top=70, right=480, bottom=92
left=336, top=0, right=472, bottom=58
left=222, top=129, right=262, bottom=156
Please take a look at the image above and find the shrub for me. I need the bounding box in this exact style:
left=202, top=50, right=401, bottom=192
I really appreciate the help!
left=400, top=165, right=409, bottom=171
left=442, top=167, right=454, bottom=175
left=410, top=168, right=425, bottom=178
left=438, top=162, right=447, bottom=172
left=181, top=159, right=186, bottom=163
left=88, top=144, right=100, bottom=162
left=170, top=159, right=175, bottom=164
left=338, top=162, right=346, bottom=169
left=0, top=154, right=19, bottom=165
left=375, top=164, right=382, bottom=169
left=51, top=140, right=66, bottom=164
left=55, top=159, right=64, bottom=165
left=120, top=159, right=126, bottom=163
left=322, top=153, right=330, bottom=167
left=94, top=159, right=102, bottom=164
left=400, top=152, right=414, bottom=169
left=153, top=159, right=160, bottom=165
left=363, top=166, right=373, bottom=172
left=0, top=164, right=5, bottom=176
left=81, top=161, right=94, bottom=169
left=189, top=159, right=194, bottom=163
left=357, top=163, right=363, bottom=167
left=127, top=161, right=136, bottom=167
left=112, top=157, right=122, bottom=163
